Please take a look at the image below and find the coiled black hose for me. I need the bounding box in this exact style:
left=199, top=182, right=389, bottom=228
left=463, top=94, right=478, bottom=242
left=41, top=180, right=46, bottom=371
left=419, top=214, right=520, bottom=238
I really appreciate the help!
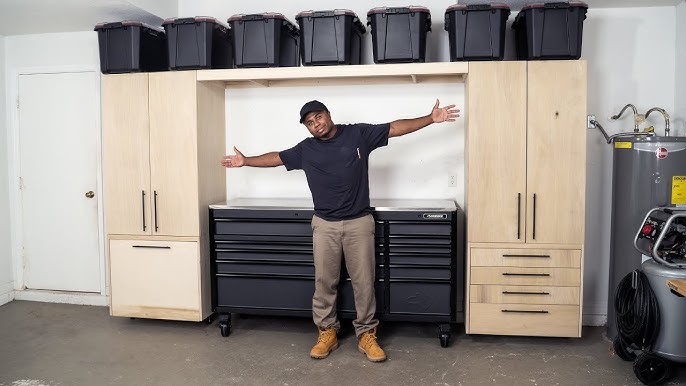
left=614, top=270, right=661, bottom=351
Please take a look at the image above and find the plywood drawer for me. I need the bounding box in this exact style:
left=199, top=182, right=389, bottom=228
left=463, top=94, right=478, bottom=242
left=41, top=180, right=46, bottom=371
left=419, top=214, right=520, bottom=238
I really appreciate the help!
left=470, top=248, right=581, bottom=268
left=469, top=303, right=580, bottom=337
left=470, top=285, right=580, bottom=305
left=471, top=267, right=580, bottom=286
left=109, top=239, right=201, bottom=321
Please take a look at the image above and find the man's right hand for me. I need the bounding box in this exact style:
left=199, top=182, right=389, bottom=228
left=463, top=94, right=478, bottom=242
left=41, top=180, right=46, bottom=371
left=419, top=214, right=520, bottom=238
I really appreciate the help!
left=221, top=146, right=245, bottom=168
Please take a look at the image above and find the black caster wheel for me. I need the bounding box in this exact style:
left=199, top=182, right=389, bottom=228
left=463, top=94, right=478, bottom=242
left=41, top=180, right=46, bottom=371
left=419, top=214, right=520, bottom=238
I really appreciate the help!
left=218, top=314, right=231, bottom=337
left=613, top=337, right=636, bottom=361
left=633, top=352, right=671, bottom=385
left=439, top=333, right=450, bottom=348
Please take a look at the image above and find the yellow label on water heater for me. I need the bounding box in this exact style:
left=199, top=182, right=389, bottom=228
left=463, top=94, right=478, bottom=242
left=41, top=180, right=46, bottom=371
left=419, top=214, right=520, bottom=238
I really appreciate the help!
left=672, top=176, right=686, bottom=205
left=614, top=142, right=632, bottom=149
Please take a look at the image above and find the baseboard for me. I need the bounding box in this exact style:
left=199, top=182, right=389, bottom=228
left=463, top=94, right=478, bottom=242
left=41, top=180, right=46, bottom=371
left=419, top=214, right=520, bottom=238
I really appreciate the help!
left=582, top=301, right=607, bottom=327
left=13, top=289, right=108, bottom=307
left=0, top=281, right=15, bottom=306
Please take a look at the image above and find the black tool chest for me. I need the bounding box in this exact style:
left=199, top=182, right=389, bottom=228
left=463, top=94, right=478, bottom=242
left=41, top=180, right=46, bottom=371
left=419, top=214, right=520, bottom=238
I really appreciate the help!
left=210, top=199, right=463, bottom=347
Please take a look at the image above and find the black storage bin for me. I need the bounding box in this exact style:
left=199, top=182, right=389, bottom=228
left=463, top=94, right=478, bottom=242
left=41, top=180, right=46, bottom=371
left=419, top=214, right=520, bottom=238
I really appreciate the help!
left=94, top=21, right=167, bottom=74
left=367, top=6, right=431, bottom=64
left=512, top=2, right=588, bottom=60
left=162, top=17, right=233, bottom=70
left=444, top=3, right=510, bottom=61
left=295, top=9, right=366, bottom=66
left=228, top=13, right=300, bottom=68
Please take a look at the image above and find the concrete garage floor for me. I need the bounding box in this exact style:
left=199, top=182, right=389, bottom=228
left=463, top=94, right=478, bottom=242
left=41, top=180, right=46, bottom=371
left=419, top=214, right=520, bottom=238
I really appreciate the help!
left=0, top=301, right=683, bottom=386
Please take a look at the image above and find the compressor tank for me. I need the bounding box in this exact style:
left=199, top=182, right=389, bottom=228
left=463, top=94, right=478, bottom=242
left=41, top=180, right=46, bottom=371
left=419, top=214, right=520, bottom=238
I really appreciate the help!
left=607, top=136, right=686, bottom=340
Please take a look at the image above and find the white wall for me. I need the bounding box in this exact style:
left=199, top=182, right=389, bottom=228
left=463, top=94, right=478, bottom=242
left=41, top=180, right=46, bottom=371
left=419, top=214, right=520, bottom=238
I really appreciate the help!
left=0, top=35, right=13, bottom=306
left=676, top=3, right=686, bottom=119
left=4, top=31, right=101, bottom=297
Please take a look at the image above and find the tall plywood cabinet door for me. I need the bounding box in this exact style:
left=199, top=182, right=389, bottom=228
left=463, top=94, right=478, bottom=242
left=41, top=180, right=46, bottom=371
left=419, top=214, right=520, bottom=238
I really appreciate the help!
left=526, top=61, right=587, bottom=245
left=102, top=74, right=152, bottom=236
left=149, top=72, right=200, bottom=237
left=467, top=62, right=527, bottom=243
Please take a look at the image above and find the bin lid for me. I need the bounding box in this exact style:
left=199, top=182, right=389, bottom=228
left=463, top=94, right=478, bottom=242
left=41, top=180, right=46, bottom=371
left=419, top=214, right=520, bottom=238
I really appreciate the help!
left=94, top=20, right=163, bottom=33
left=520, top=2, right=588, bottom=10
left=367, top=6, right=431, bottom=16
left=229, top=12, right=292, bottom=22
left=446, top=3, right=510, bottom=12
left=162, top=16, right=230, bottom=29
left=296, top=9, right=359, bottom=19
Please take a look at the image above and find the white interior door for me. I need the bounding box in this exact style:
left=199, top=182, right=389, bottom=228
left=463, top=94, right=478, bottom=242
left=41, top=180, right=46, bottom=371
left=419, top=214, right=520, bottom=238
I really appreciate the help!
left=18, top=72, right=101, bottom=292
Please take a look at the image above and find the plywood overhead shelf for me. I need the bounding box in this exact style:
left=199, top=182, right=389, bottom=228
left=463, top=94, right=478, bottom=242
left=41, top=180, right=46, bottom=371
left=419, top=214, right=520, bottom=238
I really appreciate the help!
left=196, top=62, right=469, bottom=88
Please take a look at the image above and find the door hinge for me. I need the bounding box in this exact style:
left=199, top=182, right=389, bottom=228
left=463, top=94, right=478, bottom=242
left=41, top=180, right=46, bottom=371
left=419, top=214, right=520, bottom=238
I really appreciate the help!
left=16, top=96, right=19, bottom=109
left=19, top=176, right=24, bottom=191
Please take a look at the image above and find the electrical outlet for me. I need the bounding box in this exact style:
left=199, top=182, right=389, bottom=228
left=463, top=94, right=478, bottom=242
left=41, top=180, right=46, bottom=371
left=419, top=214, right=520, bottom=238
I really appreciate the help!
left=587, top=114, right=596, bottom=129
left=448, top=175, right=457, bottom=187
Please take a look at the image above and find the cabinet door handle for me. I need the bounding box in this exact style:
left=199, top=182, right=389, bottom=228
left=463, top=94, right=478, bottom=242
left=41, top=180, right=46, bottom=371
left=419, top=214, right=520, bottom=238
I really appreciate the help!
left=517, top=193, right=521, bottom=239
left=141, top=190, right=146, bottom=232
left=502, top=254, right=551, bottom=258
left=532, top=193, right=537, bottom=240
left=502, top=291, right=550, bottom=295
left=154, top=190, right=159, bottom=232
left=132, top=245, right=171, bottom=249
left=501, top=309, right=549, bottom=314
left=502, top=272, right=550, bottom=277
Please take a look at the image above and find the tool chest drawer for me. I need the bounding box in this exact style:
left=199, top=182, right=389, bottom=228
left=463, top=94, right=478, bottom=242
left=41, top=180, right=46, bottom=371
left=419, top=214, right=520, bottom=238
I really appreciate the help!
left=389, top=280, right=452, bottom=315
left=216, top=276, right=314, bottom=310
left=470, top=248, right=581, bottom=268
left=469, top=303, right=581, bottom=337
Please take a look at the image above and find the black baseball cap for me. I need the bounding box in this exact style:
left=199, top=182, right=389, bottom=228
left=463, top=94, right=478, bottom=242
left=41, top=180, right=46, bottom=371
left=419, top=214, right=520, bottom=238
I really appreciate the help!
left=299, top=100, right=328, bottom=123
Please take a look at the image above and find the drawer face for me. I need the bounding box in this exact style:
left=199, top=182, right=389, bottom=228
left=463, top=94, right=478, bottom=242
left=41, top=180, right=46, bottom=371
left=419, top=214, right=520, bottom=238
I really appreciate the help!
left=215, top=240, right=312, bottom=253
left=469, top=285, right=580, bottom=305
left=388, top=222, right=452, bottom=236
left=216, top=276, right=314, bottom=310
left=338, top=279, right=384, bottom=313
left=390, top=267, right=451, bottom=280
left=215, top=220, right=312, bottom=236
left=216, top=250, right=313, bottom=263
left=470, top=248, right=581, bottom=268
left=216, top=262, right=314, bottom=276
left=471, top=267, right=580, bottom=286
left=389, top=245, right=452, bottom=254
left=389, top=282, right=451, bottom=315
left=109, top=239, right=200, bottom=317
left=469, top=303, right=580, bottom=337
left=388, top=253, right=452, bottom=266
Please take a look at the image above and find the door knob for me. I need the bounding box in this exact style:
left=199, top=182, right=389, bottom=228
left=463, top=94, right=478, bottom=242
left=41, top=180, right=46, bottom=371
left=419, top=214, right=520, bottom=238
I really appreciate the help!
left=85, top=191, right=95, bottom=198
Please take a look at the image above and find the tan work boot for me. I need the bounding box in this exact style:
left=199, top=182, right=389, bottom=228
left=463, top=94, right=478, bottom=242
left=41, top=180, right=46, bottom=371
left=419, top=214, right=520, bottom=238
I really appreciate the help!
left=310, top=327, right=338, bottom=359
left=358, top=327, right=386, bottom=362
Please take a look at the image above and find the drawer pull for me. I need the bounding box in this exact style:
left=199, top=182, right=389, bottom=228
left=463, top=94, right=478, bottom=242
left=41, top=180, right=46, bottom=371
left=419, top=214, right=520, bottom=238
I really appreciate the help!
left=501, top=309, right=549, bottom=314
left=502, top=254, right=551, bottom=258
left=502, top=273, right=550, bottom=277
left=502, top=291, right=550, bottom=295
left=132, top=245, right=171, bottom=249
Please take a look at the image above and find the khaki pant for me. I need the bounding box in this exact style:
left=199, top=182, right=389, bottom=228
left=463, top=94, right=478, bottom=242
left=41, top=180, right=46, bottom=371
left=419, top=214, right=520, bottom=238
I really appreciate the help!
left=311, top=213, right=378, bottom=337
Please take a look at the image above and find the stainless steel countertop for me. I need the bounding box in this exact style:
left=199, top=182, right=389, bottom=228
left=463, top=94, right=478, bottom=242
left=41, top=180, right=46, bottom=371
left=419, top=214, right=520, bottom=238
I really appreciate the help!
left=210, top=197, right=457, bottom=212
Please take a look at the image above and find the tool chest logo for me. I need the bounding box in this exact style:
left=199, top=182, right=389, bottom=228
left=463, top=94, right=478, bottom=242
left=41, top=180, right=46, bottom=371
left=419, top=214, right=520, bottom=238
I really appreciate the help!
left=423, top=213, right=447, bottom=220
left=656, top=147, right=668, bottom=159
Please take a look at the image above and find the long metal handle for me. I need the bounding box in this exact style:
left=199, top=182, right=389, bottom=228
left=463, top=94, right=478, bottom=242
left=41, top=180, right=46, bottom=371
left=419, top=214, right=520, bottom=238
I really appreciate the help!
left=141, top=190, right=146, bottom=231
left=501, top=309, right=549, bottom=314
left=517, top=193, right=521, bottom=239
left=502, top=254, right=551, bottom=258
left=502, top=291, right=550, bottom=295
left=154, top=190, right=159, bottom=232
left=532, top=193, right=537, bottom=240
left=132, top=245, right=171, bottom=249
left=502, top=272, right=550, bottom=277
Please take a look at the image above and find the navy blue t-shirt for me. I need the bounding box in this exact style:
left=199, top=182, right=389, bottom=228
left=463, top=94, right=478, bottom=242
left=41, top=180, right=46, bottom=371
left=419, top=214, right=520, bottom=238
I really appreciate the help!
left=279, top=123, right=390, bottom=221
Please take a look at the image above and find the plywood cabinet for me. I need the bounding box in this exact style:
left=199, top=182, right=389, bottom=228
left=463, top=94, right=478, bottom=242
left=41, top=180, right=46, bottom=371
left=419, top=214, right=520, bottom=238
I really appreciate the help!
left=465, top=61, right=587, bottom=337
left=102, top=71, right=226, bottom=321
